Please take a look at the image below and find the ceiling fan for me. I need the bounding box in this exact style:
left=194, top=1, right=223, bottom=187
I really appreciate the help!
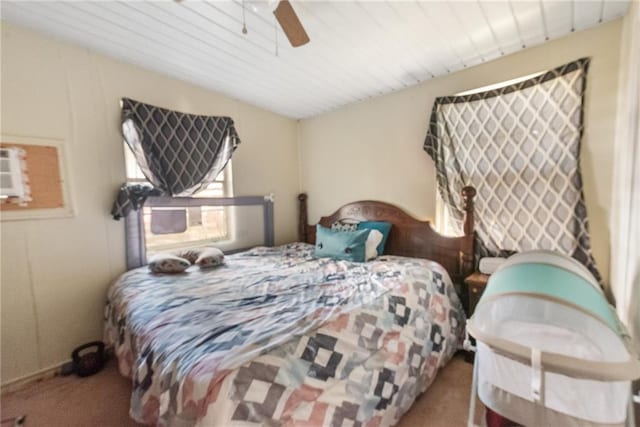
left=175, top=0, right=310, bottom=48
left=272, top=0, right=310, bottom=47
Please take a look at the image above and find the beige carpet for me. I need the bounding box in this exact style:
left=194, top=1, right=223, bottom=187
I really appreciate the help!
left=1, top=354, right=473, bottom=427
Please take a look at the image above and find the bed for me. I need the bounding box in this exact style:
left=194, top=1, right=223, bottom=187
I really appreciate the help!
left=104, top=188, right=476, bottom=426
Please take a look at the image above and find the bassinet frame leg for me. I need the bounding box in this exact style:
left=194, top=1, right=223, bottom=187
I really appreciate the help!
left=628, top=385, right=636, bottom=427
left=531, top=348, right=546, bottom=427
left=467, top=351, right=479, bottom=427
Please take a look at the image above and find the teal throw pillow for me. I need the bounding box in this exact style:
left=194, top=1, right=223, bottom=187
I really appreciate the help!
left=314, top=224, right=370, bottom=262
left=357, top=221, right=392, bottom=255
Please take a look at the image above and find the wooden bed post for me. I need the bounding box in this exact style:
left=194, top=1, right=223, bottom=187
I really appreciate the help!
left=461, top=186, right=476, bottom=236
left=459, top=186, right=477, bottom=281
left=298, top=193, right=308, bottom=242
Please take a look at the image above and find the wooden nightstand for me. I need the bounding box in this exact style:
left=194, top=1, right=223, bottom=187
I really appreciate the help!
left=465, top=272, right=490, bottom=317
left=462, top=272, right=490, bottom=364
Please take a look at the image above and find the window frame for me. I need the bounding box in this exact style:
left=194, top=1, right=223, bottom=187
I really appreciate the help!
left=123, top=143, right=236, bottom=258
left=123, top=143, right=234, bottom=197
left=124, top=195, right=274, bottom=270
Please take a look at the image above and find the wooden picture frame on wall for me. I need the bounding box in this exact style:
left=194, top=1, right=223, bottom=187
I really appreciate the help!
left=0, top=134, right=75, bottom=221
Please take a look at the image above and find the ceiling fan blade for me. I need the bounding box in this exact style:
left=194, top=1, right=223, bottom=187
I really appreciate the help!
left=273, top=0, right=310, bottom=48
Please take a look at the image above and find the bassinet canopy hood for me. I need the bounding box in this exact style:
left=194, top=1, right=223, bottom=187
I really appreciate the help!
left=111, top=98, right=241, bottom=219
left=424, top=58, right=601, bottom=282
left=466, top=250, right=640, bottom=427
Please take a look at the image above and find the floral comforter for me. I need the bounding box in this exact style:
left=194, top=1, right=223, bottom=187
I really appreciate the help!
left=104, top=243, right=464, bottom=426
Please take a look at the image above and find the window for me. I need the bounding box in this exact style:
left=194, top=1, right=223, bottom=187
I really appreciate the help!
left=455, top=71, right=545, bottom=96
left=124, top=144, right=233, bottom=255
left=434, top=70, right=547, bottom=236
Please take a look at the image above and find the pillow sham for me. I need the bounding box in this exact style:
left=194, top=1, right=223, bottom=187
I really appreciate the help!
left=357, top=221, right=392, bottom=255
left=365, top=229, right=384, bottom=261
left=331, top=219, right=359, bottom=232
left=195, top=247, right=225, bottom=269
left=314, top=224, right=370, bottom=262
left=148, top=254, right=191, bottom=274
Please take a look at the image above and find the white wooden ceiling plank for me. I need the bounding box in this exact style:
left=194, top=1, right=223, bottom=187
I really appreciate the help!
left=538, top=0, right=550, bottom=41
left=479, top=1, right=522, bottom=55
left=351, top=2, right=425, bottom=86
left=447, top=2, right=488, bottom=65
left=601, top=1, right=630, bottom=21
left=421, top=2, right=479, bottom=68
left=476, top=1, right=506, bottom=56
left=414, top=1, right=466, bottom=71
left=510, top=1, right=546, bottom=47
left=390, top=1, right=459, bottom=78
left=385, top=2, right=452, bottom=76
left=302, top=1, right=409, bottom=93
left=286, top=13, right=402, bottom=105
left=541, top=1, right=572, bottom=39
left=292, top=1, right=406, bottom=93
left=573, top=1, right=603, bottom=31
left=507, top=0, right=528, bottom=49
left=450, top=2, right=501, bottom=62
left=356, top=1, right=435, bottom=83
left=380, top=1, right=438, bottom=79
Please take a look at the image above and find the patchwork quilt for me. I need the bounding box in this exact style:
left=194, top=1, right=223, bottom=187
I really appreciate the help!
left=104, top=243, right=465, bottom=426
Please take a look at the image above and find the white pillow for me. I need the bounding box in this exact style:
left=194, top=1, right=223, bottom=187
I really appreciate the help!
left=195, top=247, right=225, bottom=269
left=479, top=257, right=507, bottom=274
left=148, top=254, right=190, bottom=274
left=365, top=229, right=384, bottom=261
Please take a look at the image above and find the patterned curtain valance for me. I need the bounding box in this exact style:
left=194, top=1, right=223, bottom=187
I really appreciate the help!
left=111, top=98, right=241, bottom=219
left=424, top=58, right=602, bottom=282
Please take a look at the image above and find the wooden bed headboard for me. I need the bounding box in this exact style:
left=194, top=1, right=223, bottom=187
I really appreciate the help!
left=297, top=187, right=476, bottom=286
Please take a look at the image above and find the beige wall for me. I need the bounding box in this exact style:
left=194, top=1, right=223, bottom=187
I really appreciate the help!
left=0, top=23, right=299, bottom=384
left=611, top=1, right=640, bottom=349
left=299, top=19, right=623, bottom=290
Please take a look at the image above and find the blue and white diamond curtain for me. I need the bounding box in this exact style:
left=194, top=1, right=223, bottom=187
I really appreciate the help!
left=424, top=58, right=602, bottom=282
left=111, top=98, right=241, bottom=219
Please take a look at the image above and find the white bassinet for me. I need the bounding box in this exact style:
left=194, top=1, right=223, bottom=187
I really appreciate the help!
left=466, top=250, right=640, bottom=427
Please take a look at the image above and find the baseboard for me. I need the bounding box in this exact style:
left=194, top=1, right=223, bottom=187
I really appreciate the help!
left=1, top=360, right=70, bottom=395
